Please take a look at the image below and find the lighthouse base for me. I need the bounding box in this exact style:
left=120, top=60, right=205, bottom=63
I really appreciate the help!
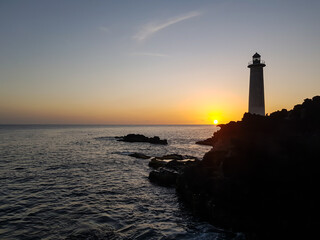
left=248, top=106, right=265, bottom=116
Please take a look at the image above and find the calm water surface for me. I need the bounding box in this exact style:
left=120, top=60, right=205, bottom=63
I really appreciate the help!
left=0, top=125, right=243, bottom=240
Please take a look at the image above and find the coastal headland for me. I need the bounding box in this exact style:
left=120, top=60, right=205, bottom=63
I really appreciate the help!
left=147, top=96, right=320, bottom=239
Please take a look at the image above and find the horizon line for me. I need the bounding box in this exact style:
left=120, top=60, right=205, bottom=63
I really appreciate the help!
left=0, top=123, right=216, bottom=126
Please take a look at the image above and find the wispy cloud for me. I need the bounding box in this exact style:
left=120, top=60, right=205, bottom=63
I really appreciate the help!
left=131, top=52, right=170, bottom=57
left=133, top=11, right=202, bottom=42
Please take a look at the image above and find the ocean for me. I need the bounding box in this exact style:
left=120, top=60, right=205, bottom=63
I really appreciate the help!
left=0, top=125, right=243, bottom=240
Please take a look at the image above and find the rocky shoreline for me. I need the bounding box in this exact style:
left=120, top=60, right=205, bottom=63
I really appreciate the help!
left=145, top=96, right=320, bottom=239
left=148, top=154, right=199, bottom=187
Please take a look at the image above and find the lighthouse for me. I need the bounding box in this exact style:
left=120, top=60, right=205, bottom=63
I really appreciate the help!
left=248, top=52, right=266, bottom=116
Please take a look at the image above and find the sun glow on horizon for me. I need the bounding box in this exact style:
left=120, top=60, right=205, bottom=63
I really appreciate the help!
left=213, top=119, right=218, bottom=125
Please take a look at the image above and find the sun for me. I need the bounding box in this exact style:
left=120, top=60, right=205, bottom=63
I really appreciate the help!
left=213, top=119, right=218, bottom=125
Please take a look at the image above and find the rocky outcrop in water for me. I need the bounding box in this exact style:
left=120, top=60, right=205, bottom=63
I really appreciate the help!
left=195, top=137, right=214, bottom=146
left=152, top=96, right=320, bottom=239
left=116, top=134, right=168, bottom=145
left=148, top=154, right=199, bottom=187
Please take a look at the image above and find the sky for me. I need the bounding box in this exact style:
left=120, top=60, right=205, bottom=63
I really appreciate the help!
left=0, top=0, right=319, bottom=124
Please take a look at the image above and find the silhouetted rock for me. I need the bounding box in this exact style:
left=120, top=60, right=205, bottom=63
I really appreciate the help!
left=196, top=137, right=214, bottom=146
left=129, top=152, right=150, bottom=159
left=117, top=134, right=168, bottom=145
left=149, top=168, right=178, bottom=186
left=157, top=154, right=184, bottom=160
left=155, top=96, right=320, bottom=239
left=148, top=158, right=170, bottom=169
left=148, top=154, right=198, bottom=170
left=148, top=154, right=199, bottom=186
left=148, top=158, right=198, bottom=170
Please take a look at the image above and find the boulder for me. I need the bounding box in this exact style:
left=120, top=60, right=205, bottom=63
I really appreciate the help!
left=149, top=168, right=178, bottom=186
left=157, top=154, right=184, bottom=160
left=148, top=155, right=198, bottom=170
left=148, top=158, right=170, bottom=169
left=166, top=159, right=198, bottom=171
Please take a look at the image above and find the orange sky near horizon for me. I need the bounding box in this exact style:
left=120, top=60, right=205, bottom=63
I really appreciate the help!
left=1, top=1, right=319, bottom=125
left=1, top=86, right=309, bottom=125
left=0, top=94, right=244, bottom=125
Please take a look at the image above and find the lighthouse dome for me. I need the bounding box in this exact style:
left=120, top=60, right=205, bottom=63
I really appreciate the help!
left=253, top=52, right=261, bottom=58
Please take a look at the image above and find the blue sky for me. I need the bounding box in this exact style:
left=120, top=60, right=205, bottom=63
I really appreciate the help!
left=0, top=0, right=319, bottom=124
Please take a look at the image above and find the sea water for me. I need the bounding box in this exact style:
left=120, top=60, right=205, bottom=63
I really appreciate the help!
left=0, top=125, right=243, bottom=240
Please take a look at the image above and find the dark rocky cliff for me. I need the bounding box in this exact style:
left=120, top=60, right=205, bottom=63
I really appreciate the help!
left=176, top=96, right=320, bottom=239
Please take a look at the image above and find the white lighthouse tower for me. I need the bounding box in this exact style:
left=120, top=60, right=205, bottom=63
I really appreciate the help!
left=248, top=52, right=266, bottom=116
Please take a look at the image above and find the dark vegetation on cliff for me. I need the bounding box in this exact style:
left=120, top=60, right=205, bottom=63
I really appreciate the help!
left=152, top=96, right=320, bottom=239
